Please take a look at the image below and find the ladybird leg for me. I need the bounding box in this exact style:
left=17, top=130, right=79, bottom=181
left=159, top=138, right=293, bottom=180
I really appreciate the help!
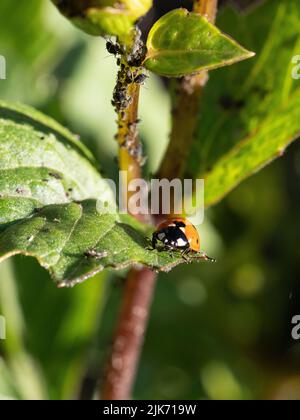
left=146, top=235, right=156, bottom=250
left=181, top=252, right=188, bottom=261
left=166, top=245, right=173, bottom=258
left=164, top=244, right=175, bottom=258
left=149, top=233, right=158, bottom=250
left=146, top=240, right=152, bottom=250
left=181, top=247, right=190, bottom=261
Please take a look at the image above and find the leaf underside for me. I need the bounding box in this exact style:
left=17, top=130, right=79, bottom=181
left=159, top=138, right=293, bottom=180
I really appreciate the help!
left=0, top=101, right=210, bottom=286
left=144, top=8, right=254, bottom=77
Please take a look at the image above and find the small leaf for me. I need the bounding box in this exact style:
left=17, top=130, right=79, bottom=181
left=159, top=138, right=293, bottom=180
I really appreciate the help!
left=0, top=101, right=211, bottom=286
left=144, top=8, right=254, bottom=77
left=51, top=0, right=152, bottom=39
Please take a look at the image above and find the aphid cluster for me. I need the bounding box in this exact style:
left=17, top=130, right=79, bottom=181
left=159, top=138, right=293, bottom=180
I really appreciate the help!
left=123, top=68, right=148, bottom=86
left=120, top=123, right=146, bottom=166
left=84, top=249, right=108, bottom=260
left=122, top=119, right=146, bottom=165
left=126, top=28, right=147, bottom=67
left=106, top=41, right=123, bottom=56
left=133, top=73, right=147, bottom=85
left=107, top=30, right=148, bottom=166
left=112, top=77, right=132, bottom=110
left=110, top=66, right=147, bottom=112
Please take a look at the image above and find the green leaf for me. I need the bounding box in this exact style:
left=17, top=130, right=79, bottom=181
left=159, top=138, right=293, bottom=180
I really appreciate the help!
left=0, top=101, right=210, bottom=286
left=0, top=101, right=112, bottom=224
left=0, top=200, right=210, bottom=287
left=51, top=0, right=152, bottom=39
left=144, top=8, right=254, bottom=77
left=186, top=0, right=300, bottom=207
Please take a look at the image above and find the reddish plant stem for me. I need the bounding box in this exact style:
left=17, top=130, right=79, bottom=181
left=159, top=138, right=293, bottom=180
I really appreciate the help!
left=101, top=0, right=218, bottom=400
left=101, top=33, right=156, bottom=400
left=194, top=0, right=218, bottom=21
left=101, top=267, right=156, bottom=400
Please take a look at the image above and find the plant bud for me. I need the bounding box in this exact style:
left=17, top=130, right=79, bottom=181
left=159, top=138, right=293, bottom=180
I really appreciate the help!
left=52, top=0, right=152, bottom=38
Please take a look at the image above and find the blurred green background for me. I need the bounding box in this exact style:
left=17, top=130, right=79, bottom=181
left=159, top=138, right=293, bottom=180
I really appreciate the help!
left=0, top=0, right=300, bottom=400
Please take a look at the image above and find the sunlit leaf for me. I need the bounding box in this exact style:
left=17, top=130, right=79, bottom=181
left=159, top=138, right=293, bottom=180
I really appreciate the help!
left=0, top=101, right=210, bottom=286
left=0, top=101, right=112, bottom=224
left=0, top=199, right=212, bottom=286
left=144, top=8, right=254, bottom=77
left=186, top=0, right=300, bottom=207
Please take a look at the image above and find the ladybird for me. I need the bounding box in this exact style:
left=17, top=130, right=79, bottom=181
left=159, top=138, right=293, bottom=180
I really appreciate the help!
left=151, top=218, right=200, bottom=256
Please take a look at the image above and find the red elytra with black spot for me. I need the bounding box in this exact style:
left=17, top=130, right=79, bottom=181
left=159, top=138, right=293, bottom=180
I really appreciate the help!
left=156, top=218, right=200, bottom=252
